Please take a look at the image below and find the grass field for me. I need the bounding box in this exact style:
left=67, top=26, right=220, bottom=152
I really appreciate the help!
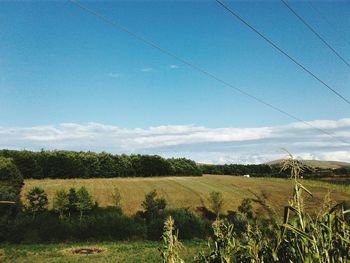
left=0, top=240, right=207, bottom=262
left=22, top=175, right=350, bottom=215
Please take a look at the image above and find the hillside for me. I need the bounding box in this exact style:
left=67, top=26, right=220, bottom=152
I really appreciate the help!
left=265, top=159, right=350, bottom=169
left=22, top=175, right=350, bottom=215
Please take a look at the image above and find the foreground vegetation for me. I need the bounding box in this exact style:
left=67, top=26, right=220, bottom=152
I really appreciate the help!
left=0, top=240, right=207, bottom=262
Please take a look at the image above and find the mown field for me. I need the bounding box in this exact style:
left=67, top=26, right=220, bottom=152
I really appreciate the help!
left=22, top=175, right=350, bottom=215
left=0, top=240, right=207, bottom=262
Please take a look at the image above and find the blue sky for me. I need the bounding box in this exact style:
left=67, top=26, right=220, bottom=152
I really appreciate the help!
left=1, top=0, right=349, bottom=163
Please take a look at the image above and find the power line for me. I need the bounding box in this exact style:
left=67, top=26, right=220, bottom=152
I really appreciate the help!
left=215, top=0, right=350, bottom=106
left=69, top=0, right=349, bottom=145
left=281, top=0, right=350, bottom=69
left=307, top=0, right=350, bottom=48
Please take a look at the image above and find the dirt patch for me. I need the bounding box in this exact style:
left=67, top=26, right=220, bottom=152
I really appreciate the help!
left=65, top=247, right=106, bottom=255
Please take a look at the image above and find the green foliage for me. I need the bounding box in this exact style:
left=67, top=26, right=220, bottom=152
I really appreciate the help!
left=0, top=149, right=202, bottom=179
left=195, top=219, right=238, bottom=263
left=200, top=163, right=272, bottom=177
left=0, top=157, right=23, bottom=241
left=147, top=208, right=208, bottom=240
left=5, top=207, right=146, bottom=243
left=25, top=187, right=48, bottom=219
left=159, top=216, right=184, bottom=263
left=141, top=190, right=167, bottom=222
left=76, top=187, right=94, bottom=220
left=226, top=211, right=249, bottom=236
left=53, top=189, right=69, bottom=219
left=238, top=198, right=253, bottom=219
left=209, top=191, right=224, bottom=217
left=67, top=187, right=78, bottom=216
left=0, top=157, right=23, bottom=189
left=278, top=154, right=350, bottom=262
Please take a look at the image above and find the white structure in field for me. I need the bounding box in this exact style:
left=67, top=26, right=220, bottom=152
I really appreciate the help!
left=243, top=174, right=250, bottom=178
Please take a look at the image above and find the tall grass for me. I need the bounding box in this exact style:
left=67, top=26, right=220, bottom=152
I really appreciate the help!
left=160, top=153, right=350, bottom=262
left=278, top=153, right=350, bottom=262
left=159, top=216, right=184, bottom=263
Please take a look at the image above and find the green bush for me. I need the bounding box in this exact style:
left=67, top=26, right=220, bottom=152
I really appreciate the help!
left=7, top=207, right=146, bottom=243
left=0, top=158, right=24, bottom=242
left=147, top=208, right=208, bottom=240
left=0, top=157, right=23, bottom=189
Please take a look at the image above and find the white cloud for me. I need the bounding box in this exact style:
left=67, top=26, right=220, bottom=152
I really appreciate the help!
left=0, top=118, right=349, bottom=164
left=168, top=64, right=179, bottom=69
left=106, top=73, right=121, bottom=78
left=140, top=67, right=155, bottom=72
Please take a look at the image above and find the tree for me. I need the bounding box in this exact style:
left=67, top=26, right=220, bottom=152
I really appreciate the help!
left=76, top=187, right=94, bottom=220
left=26, top=187, right=48, bottom=219
left=53, top=189, right=69, bottom=219
left=67, top=187, right=78, bottom=217
left=142, top=189, right=167, bottom=221
left=0, top=157, right=23, bottom=189
left=209, top=191, right=224, bottom=217
left=0, top=157, right=23, bottom=221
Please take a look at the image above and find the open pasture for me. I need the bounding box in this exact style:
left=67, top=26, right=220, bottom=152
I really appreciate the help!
left=22, top=175, right=350, bottom=215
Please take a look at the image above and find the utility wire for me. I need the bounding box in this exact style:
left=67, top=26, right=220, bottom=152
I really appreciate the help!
left=69, top=0, right=349, bottom=145
left=307, top=0, right=350, bottom=48
left=281, top=0, right=350, bottom=69
left=215, top=0, right=350, bottom=106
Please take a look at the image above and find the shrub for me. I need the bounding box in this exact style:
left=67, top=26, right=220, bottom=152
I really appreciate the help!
left=68, top=207, right=146, bottom=240
left=147, top=208, right=208, bottom=240
left=209, top=191, right=224, bottom=217
left=196, top=206, right=217, bottom=221
left=8, top=207, right=146, bottom=242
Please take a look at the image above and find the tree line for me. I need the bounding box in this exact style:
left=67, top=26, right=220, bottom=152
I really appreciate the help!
left=200, top=163, right=350, bottom=178
left=1, top=149, right=348, bottom=180
left=0, top=149, right=202, bottom=179
left=199, top=163, right=275, bottom=176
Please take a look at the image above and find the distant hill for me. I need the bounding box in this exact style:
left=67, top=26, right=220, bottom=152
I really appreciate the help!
left=265, top=159, right=350, bottom=169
